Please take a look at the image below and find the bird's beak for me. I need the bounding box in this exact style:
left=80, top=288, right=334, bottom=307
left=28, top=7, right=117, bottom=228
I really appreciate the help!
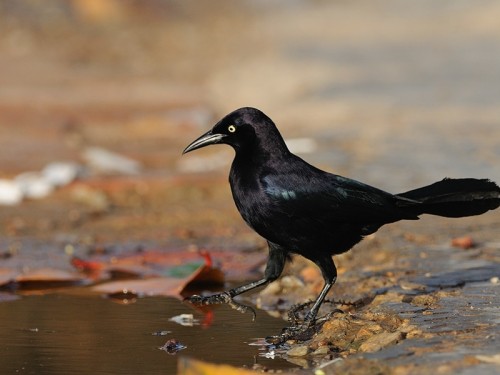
left=182, top=130, right=227, bottom=154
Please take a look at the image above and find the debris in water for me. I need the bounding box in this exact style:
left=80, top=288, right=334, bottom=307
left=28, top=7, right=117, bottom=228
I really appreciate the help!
left=159, top=339, right=186, bottom=354
left=152, top=330, right=171, bottom=336
left=169, top=313, right=199, bottom=327
left=107, top=289, right=139, bottom=304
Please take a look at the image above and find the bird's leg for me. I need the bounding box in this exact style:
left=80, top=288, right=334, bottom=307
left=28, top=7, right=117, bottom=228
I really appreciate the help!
left=265, top=257, right=338, bottom=344
left=186, top=242, right=287, bottom=320
left=304, top=256, right=338, bottom=323
left=304, top=279, right=335, bottom=323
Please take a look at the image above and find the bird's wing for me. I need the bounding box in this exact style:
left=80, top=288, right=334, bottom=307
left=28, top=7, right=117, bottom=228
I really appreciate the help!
left=262, top=172, right=417, bottom=223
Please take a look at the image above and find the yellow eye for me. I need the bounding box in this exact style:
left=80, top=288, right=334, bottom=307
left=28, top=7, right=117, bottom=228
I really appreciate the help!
left=228, top=125, right=236, bottom=133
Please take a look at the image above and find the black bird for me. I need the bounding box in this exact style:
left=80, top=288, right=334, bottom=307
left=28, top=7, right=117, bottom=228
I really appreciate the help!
left=183, top=107, right=500, bottom=324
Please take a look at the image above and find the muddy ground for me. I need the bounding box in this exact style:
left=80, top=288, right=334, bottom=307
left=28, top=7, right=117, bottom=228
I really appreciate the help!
left=0, top=1, right=499, bottom=374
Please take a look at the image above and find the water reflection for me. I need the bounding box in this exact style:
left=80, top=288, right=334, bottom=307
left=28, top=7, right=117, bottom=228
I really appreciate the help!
left=0, top=292, right=293, bottom=374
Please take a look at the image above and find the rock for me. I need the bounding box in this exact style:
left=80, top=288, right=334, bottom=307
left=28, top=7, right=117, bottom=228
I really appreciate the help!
left=358, top=331, right=403, bottom=353
left=410, top=294, right=439, bottom=307
left=311, top=346, right=329, bottom=356
left=476, top=354, right=500, bottom=365
left=287, top=345, right=309, bottom=357
left=399, top=280, right=427, bottom=291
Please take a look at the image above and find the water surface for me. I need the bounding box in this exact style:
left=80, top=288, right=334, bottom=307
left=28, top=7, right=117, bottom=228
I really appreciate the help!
left=0, top=292, right=292, bottom=374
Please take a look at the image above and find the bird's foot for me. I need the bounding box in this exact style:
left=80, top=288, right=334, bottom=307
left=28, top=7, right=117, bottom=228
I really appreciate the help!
left=265, top=301, right=345, bottom=345
left=185, top=292, right=256, bottom=321
left=265, top=321, right=317, bottom=345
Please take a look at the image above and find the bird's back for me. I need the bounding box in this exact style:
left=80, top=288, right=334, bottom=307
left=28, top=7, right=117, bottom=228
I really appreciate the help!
left=229, top=151, right=415, bottom=257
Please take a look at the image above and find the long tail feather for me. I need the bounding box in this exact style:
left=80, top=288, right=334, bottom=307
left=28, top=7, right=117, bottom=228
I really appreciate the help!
left=397, top=178, right=500, bottom=218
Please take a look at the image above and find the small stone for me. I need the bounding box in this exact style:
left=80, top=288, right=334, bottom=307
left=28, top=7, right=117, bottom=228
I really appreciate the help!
left=476, top=354, right=500, bottom=364
left=400, top=280, right=427, bottom=291
left=287, top=345, right=309, bottom=357
left=358, top=331, right=403, bottom=353
left=311, top=346, right=329, bottom=356
left=411, top=294, right=439, bottom=307
left=451, top=236, right=475, bottom=249
left=42, top=161, right=80, bottom=187
left=15, top=172, right=53, bottom=199
left=0, top=179, right=23, bottom=205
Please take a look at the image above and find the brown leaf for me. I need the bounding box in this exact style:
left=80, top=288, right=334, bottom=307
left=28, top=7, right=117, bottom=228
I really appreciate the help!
left=93, top=277, right=186, bottom=297
left=72, top=248, right=266, bottom=283
left=92, top=262, right=224, bottom=298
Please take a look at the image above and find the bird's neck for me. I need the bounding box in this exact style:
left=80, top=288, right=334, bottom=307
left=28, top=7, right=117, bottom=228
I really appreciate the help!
left=234, top=137, right=290, bottom=168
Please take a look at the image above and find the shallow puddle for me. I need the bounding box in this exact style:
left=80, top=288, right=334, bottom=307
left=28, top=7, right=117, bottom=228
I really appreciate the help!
left=0, top=292, right=294, bottom=374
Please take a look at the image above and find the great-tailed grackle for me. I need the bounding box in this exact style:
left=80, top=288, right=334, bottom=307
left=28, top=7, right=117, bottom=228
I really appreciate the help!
left=183, top=107, right=500, bottom=325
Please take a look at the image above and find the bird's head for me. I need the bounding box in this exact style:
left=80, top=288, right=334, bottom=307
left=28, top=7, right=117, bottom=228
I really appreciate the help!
left=182, top=107, right=288, bottom=155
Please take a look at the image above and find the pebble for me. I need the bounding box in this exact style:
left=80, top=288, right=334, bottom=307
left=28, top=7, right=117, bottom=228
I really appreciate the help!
left=311, top=346, right=329, bottom=356
left=476, top=354, right=500, bottom=364
left=42, top=161, right=80, bottom=187
left=358, top=331, right=403, bottom=353
left=0, top=161, right=81, bottom=205
left=451, top=236, right=475, bottom=249
left=0, top=179, right=23, bottom=205
left=15, top=172, right=53, bottom=199
left=287, top=345, right=309, bottom=357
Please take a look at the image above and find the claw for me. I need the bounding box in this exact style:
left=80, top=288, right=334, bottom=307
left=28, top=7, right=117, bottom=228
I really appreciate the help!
left=185, top=292, right=256, bottom=321
left=227, top=298, right=257, bottom=321
left=265, top=323, right=315, bottom=345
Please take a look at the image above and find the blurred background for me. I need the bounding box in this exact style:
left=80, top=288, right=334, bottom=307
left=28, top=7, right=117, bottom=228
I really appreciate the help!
left=0, top=1, right=499, bottom=373
left=0, top=0, right=499, bottom=250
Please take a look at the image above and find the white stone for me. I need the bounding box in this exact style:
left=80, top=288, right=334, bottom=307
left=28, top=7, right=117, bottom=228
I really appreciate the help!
left=0, top=179, right=23, bottom=205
